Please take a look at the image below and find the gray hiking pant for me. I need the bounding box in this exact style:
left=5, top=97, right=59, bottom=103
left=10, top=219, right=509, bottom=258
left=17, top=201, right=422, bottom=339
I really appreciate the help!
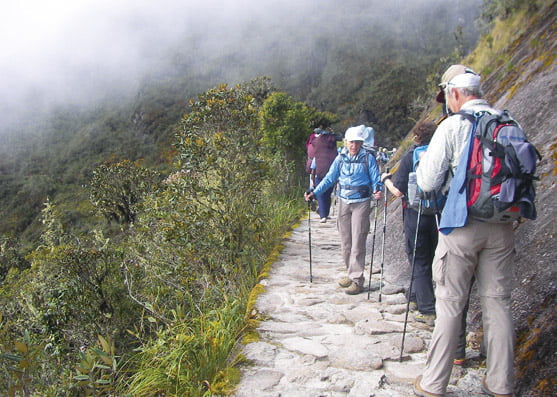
left=420, top=219, right=515, bottom=395
left=337, top=199, right=371, bottom=287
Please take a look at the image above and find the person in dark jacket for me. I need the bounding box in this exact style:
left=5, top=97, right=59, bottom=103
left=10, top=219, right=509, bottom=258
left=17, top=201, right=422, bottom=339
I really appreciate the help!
left=381, top=121, right=437, bottom=326
left=310, top=128, right=342, bottom=222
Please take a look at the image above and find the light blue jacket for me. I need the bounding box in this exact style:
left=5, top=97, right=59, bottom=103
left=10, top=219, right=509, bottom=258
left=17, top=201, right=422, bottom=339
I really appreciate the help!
left=313, top=147, right=382, bottom=204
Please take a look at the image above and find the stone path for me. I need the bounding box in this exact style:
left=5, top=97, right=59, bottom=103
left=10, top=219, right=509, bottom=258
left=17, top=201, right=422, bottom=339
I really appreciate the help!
left=233, top=209, right=487, bottom=396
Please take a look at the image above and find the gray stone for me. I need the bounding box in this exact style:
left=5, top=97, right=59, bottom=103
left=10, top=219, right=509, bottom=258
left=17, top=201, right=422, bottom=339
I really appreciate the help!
left=383, top=359, right=426, bottom=383
left=280, top=336, right=328, bottom=358
left=381, top=283, right=405, bottom=295
left=355, top=318, right=404, bottom=335
left=383, top=293, right=408, bottom=305
left=243, top=342, right=278, bottom=366
left=258, top=321, right=316, bottom=334
left=389, top=334, right=425, bottom=353
left=234, top=369, right=283, bottom=394
left=383, top=303, right=408, bottom=315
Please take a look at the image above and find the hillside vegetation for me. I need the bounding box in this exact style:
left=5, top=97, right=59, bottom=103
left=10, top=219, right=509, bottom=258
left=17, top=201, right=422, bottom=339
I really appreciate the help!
left=0, top=0, right=555, bottom=395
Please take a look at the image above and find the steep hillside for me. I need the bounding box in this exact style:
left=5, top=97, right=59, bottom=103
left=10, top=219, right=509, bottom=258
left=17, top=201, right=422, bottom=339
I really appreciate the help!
left=380, top=2, right=556, bottom=395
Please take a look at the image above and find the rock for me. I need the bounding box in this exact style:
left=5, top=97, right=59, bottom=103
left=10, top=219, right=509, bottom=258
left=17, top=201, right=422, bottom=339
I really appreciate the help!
left=280, top=336, right=328, bottom=358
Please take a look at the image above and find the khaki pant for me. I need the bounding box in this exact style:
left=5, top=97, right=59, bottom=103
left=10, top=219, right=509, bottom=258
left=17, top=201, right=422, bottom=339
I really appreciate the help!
left=421, top=219, right=515, bottom=395
left=337, top=199, right=371, bottom=287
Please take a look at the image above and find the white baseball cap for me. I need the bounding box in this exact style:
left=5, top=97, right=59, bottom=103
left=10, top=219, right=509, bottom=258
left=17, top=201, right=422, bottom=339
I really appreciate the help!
left=345, top=125, right=366, bottom=141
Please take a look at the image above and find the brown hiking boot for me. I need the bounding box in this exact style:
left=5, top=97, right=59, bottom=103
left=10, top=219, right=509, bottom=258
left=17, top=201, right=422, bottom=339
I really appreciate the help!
left=338, top=277, right=352, bottom=288
left=413, top=375, right=443, bottom=397
left=345, top=282, right=363, bottom=295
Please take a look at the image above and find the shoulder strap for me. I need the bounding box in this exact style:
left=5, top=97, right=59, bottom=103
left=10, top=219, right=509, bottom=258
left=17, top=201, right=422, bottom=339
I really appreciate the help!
left=456, top=110, right=476, bottom=124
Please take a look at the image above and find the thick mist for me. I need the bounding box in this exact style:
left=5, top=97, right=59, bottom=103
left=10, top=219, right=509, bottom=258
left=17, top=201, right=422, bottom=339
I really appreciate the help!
left=0, top=0, right=483, bottom=132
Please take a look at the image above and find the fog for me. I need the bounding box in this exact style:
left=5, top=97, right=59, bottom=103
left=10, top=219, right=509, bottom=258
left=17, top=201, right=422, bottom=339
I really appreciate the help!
left=0, top=0, right=482, bottom=130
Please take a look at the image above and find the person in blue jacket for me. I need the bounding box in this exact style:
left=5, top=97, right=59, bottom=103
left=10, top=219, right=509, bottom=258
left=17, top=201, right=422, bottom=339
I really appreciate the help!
left=305, top=125, right=383, bottom=295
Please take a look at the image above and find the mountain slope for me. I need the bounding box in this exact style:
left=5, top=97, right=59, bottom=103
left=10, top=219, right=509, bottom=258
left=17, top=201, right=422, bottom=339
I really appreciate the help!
left=380, top=2, right=556, bottom=395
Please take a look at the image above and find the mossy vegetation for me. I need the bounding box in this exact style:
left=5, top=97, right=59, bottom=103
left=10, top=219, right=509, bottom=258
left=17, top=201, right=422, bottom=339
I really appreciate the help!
left=514, top=294, right=557, bottom=396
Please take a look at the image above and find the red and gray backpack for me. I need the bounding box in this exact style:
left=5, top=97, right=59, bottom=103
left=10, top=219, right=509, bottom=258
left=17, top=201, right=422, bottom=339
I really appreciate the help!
left=458, top=110, right=541, bottom=222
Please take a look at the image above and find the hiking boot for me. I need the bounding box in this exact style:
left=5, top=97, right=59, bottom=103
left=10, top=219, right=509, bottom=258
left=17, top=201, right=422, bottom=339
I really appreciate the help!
left=409, top=301, right=418, bottom=311
left=413, top=375, right=443, bottom=397
left=345, top=282, right=363, bottom=295
left=338, top=277, right=352, bottom=288
left=414, top=312, right=436, bottom=326
left=481, top=376, right=512, bottom=397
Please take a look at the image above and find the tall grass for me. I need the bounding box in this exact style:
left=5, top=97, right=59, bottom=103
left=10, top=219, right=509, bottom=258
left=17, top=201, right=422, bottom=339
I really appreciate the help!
left=121, top=189, right=304, bottom=396
left=125, top=297, right=246, bottom=397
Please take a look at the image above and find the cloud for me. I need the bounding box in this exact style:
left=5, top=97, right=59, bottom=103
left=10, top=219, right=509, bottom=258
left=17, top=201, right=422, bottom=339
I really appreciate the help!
left=0, top=0, right=482, bottom=129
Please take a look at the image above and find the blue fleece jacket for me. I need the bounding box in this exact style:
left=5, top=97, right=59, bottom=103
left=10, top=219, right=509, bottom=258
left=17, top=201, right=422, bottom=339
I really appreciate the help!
left=313, top=147, right=382, bottom=204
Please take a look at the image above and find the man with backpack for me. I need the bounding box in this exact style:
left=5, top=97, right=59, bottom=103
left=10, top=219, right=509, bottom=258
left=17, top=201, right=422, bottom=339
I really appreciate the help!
left=305, top=125, right=383, bottom=295
left=413, top=65, right=516, bottom=397
left=381, top=120, right=439, bottom=326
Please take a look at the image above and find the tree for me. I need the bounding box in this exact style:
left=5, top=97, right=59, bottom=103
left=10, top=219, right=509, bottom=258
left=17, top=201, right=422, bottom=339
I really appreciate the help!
left=259, top=92, right=311, bottom=162
left=89, top=160, right=162, bottom=224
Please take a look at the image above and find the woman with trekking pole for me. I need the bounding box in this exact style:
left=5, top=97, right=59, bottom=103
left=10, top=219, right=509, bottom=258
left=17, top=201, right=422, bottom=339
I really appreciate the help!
left=304, top=125, right=382, bottom=295
left=381, top=120, right=438, bottom=325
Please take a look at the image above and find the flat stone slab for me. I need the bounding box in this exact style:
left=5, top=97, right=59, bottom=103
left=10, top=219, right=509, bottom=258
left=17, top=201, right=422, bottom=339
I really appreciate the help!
left=280, top=336, right=328, bottom=358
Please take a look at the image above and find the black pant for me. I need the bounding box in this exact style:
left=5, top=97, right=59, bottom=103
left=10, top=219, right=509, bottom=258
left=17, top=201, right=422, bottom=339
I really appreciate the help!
left=404, top=207, right=437, bottom=315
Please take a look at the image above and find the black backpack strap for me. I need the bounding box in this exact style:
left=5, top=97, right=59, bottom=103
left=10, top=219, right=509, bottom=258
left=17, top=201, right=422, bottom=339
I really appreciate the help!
left=456, top=110, right=476, bottom=124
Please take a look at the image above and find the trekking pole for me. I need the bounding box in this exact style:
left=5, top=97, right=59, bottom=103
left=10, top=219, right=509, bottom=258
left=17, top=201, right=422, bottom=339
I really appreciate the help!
left=432, top=191, right=441, bottom=229
left=400, top=200, right=423, bottom=361
left=367, top=200, right=379, bottom=299
left=378, top=168, right=389, bottom=303
left=332, top=183, right=337, bottom=216
left=306, top=192, right=314, bottom=283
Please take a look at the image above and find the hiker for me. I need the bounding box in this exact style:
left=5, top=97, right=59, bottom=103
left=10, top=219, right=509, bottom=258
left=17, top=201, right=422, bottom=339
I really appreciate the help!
left=305, top=128, right=319, bottom=189
left=381, top=120, right=438, bottom=326
left=413, top=65, right=515, bottom=397
left=376, top=147, right=389, bottom=166
left=304, top=125, right=383, bottom=295
left=309, top=128, right=342, bottom=222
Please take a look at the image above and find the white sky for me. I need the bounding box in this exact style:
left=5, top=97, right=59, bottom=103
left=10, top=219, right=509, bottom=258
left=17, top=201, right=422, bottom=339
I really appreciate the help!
left=0, top=0, right=481, bottom=127
left=0, top=0, right=297, bottom=114
left=2, top=1, right=190, bottom=99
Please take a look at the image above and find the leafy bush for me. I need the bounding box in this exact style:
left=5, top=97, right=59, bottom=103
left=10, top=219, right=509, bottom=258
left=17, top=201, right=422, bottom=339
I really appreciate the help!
left=89, top=160, right=163, bottom=225
left=0, top=80, right=314, bottom=395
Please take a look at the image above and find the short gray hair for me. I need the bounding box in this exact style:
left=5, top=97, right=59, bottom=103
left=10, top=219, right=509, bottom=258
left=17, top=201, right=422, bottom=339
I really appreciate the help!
left=446, top=85, right=483, bottom=99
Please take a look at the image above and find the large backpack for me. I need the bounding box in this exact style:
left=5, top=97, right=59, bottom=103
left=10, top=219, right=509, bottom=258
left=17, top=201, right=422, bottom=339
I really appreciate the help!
left=407, top=145, right=446, bottom=215
left=312, top=133, right=340, bottom=178
left=458, top=110, right=541, bottom=222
